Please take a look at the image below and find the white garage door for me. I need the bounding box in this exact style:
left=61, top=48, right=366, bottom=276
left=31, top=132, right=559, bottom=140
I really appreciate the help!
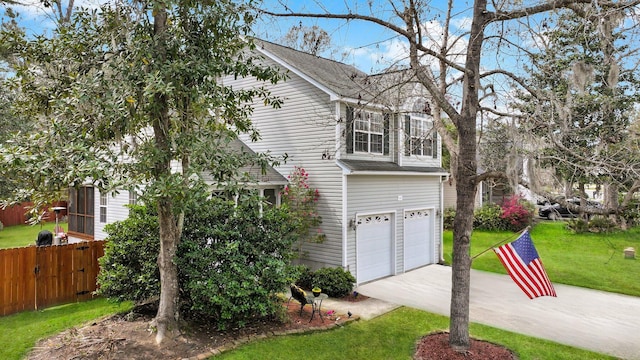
left=404, top=209, right=433, bottom=271
left=356, top=213, right=393, bottom=283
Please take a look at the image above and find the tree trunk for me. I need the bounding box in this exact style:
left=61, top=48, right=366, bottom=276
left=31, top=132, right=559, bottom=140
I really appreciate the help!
left=150, top=2, right=180, bottom=344
left=604, top=182, right=620, bottom=226
left=449, top=0, right=486, bottom=351
left=154, top=198, right=181, bottom=344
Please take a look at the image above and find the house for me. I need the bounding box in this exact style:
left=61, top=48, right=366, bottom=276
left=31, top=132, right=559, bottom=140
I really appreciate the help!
left=67, top=39, right=448, bottom=285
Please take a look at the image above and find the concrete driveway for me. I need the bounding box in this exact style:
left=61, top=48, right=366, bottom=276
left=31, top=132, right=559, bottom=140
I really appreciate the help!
left=355, top=265, right=640, bottom=360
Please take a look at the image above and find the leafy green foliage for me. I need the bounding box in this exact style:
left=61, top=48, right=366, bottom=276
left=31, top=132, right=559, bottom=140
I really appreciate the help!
left=294, top=266, right=355, bottom=298
left=97, top=197, right=299, bottom=330
left=177, top=197, right=297, bottom=329
left=443, top=207, right=456, bottom=230
left=294, top=265, right=315, bottom=290
left=1, top=0, right=287, bottom=333
left=472, top=196, right=534, bottom=231
left=473, top=203, right=505, bottom=231
left=566, top=216, right=617, bottom=234
left=309, top=267, right=355, bottom=298
left=96, top=206, right=160, bottom=302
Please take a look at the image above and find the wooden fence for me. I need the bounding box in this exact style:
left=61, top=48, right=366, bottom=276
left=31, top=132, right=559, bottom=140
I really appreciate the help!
left=0, top=241, right=104, bottom=316
left=0, top=202, right=68, bottom=227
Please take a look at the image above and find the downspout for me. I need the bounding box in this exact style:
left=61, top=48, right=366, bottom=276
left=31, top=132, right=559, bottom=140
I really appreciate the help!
left=336, top=101, right=348, bottom=269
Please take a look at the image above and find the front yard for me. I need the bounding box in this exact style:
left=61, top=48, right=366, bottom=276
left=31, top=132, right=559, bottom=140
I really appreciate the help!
left=443, top=221, right=640, bottom=297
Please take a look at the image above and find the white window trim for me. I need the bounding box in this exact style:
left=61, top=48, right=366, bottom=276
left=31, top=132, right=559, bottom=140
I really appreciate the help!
left=99, top=192, right=108, bottom=223
left=354, top=110, right=384, bottom=154
left=409, top=116, right=434, bottom=157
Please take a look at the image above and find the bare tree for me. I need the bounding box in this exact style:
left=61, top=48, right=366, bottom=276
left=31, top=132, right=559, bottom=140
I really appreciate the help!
left=259, top=0, right=640, bottom=351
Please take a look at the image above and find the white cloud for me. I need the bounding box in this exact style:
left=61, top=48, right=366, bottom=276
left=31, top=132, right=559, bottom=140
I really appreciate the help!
left=451, top=17, right=472, bottom=32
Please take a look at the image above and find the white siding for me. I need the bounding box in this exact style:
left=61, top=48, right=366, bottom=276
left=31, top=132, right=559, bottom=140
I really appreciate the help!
left=225, top=60, right=344, bottom=269
left=93, top=189, right=132, bottom=241
left=346, top=175, right=442, bottom=280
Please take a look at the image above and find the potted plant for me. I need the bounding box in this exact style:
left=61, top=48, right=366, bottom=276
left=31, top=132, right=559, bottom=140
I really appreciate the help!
left=312, top=287, right=322, bottom=297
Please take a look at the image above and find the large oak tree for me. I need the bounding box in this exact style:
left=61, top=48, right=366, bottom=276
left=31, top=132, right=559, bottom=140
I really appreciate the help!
left=261, top=0, right=640, bottom=351
left=0, top=0, right=284, bottom=343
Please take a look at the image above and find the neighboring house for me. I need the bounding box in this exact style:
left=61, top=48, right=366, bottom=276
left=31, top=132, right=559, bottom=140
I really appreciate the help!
left=68, top=39, right=448, bottom=285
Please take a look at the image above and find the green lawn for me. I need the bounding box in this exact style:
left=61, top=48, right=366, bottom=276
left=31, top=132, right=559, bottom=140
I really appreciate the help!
left=216, top=307, right=615, bottom=360
left=0, top=223, right=67, bottom=249
left=443, top=221, right=640, bottom=297
left=5, top=221, right=636, bottom=359
left=0, top=298, right=132, bottom=360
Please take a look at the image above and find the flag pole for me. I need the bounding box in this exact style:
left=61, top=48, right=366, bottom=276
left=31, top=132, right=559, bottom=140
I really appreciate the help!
left=471, top=226, right=530, bottom=260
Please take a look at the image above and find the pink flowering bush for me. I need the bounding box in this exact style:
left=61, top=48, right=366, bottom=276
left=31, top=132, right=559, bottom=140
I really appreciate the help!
left=500, top=195, right=535, bottom=231
left=281, top=166, right=325, bottom=257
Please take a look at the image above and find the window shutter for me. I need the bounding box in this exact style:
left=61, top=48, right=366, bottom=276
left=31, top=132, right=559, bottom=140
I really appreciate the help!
left=383, top=113, right=390, bottom=155
left=404, top=115, right=411, bottom=156
left=346, top=106, right=354, bottom=154
left=432, top=130, right=438, bottom=159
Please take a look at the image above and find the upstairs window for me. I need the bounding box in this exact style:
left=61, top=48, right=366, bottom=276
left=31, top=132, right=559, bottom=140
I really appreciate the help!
left=355, top=111, right=383, bottom=153
left=346, top=106, right=389, bottom=155
left=405, top=115, right=438, bottom=158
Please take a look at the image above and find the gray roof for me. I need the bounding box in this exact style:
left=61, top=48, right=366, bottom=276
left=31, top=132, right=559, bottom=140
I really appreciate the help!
left=338, top=159, right=447, bottom=174
left=202, top=139, right=288, bottom=185
left=255, top=40, right=430, bottom=109
left=256, top=40, right=379, bottom=102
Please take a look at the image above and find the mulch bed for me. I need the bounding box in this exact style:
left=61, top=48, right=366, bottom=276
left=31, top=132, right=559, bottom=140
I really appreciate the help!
left=27, top=297, right=515, bottom=360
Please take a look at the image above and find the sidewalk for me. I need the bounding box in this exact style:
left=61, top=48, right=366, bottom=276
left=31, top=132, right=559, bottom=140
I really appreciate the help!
left=351, top=265, right=640, bottom=360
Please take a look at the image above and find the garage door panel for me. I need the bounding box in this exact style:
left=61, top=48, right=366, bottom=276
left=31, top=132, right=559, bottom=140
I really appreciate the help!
left=357, top=213, right=392, bottom=283
left=404, top=210, right=433, bottom=271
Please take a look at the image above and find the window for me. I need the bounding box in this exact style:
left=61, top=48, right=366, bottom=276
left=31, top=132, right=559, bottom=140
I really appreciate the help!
left=262, top=188, right=277, bottom=207
left=346, top=107, right=389, bottom=155
left=129, top=190, right=138, bottom=205
left=405, top=116, right=438, bottom=158
left=68, top=186, right=95, bottom=238
left=99, top=192, right=107, bottom=223
left=354, top=110, right=384, bottom=153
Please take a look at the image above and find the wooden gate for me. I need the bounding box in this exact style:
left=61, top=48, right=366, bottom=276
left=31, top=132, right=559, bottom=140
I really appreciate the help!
left=1, top=241, right=104, bottom=316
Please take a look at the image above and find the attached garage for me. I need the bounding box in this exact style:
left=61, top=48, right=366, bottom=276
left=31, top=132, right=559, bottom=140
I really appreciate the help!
left=356, top=213, right=394, bottom=284
left=404, top=209, right=434, bottom=271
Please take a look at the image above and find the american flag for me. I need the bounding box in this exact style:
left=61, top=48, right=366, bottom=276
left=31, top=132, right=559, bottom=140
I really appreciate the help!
left=494, top=229, right=557, bottom=299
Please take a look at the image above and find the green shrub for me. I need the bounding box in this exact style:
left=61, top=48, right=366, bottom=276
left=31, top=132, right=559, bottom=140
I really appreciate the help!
left=443, top=208, right=455, bottom=230
left=295, top=265, right=314, bottom=290
left=96, top=205, right=160, bottom=302
left=620, top=199, right=640, bottom=227
left=98, top=196, right=299, bottom=330
left=473, top=203, right=505, bottom=231
left=587, top=216, right=617, bottom=233
left=566, top=218, right=589, bottom=233
left=306, top=267, right=355, bottom=298
left=567, top=216, right=617, bottom=234
left=177, top=198, right=298, bottom=329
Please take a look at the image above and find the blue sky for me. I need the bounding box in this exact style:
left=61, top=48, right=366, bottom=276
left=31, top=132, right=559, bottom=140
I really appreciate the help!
left=5, top=0, right=638, bottom=112
left=252, top=0, right=475, bottom=74
left=1, top=0, right=475, bottom=74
